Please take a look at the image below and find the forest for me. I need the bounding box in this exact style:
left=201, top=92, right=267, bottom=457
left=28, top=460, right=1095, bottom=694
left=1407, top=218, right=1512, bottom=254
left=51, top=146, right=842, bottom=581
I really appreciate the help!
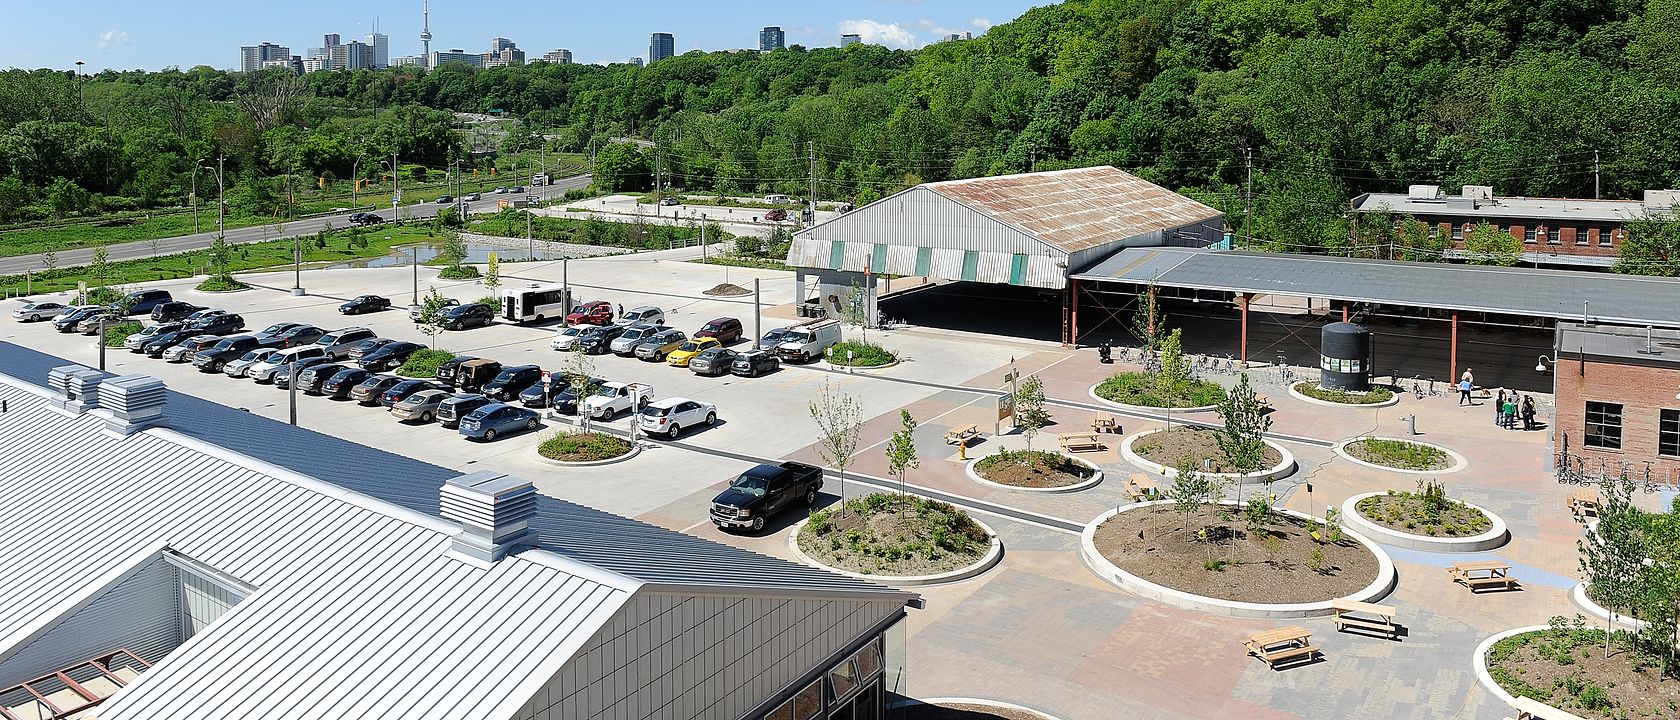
left=2, top=0, right=1678, bottom=262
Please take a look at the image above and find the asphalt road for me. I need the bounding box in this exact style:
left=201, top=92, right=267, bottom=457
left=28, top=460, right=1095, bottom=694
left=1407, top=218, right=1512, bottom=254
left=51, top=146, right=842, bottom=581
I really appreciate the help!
left=0, top=174, right=593, bottom=277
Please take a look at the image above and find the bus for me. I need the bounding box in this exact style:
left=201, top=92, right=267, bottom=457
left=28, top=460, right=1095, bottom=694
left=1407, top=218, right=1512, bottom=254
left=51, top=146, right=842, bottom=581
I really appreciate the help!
left=501, top=283, right=572, bottom=323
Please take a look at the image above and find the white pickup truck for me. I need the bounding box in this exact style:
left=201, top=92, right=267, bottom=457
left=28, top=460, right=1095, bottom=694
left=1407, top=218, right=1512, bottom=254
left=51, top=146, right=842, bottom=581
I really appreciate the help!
left=579, top=382, right=654, bottom=420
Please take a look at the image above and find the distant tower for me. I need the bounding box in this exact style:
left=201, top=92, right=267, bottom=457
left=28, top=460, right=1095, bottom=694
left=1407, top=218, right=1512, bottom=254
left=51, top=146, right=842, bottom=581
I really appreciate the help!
left=420, top=0, right=432, bottom=67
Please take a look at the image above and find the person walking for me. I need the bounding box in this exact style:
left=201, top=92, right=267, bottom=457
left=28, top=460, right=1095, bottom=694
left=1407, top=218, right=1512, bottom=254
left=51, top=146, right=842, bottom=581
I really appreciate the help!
left=1503, top=395, right=1518, bottom=429
left=1494, top=389, right=1506, bottom=425
left=1522, top=395, right=1537, bottom=431
left=1459, top=368, right=1475, bottom=405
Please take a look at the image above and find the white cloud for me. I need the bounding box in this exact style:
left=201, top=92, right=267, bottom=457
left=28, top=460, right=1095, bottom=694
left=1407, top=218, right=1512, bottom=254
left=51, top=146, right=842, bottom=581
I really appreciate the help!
left=971, top=18, right=994, bottom=31
left=797, top=26, right=816, bottom=37
left=837, top=20, right=918, bottom=49
left=97, top=30, right=129, bottom=51
left=915, top=20, right=963, bottom=36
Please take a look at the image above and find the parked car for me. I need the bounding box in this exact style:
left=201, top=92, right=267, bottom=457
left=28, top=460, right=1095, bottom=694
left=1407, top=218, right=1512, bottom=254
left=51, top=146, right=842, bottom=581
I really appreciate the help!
left=437, top=393, right=494, bottom=429
left=458, top=402, right=541, bottom=441
left=666, top=336, right=721, bottom=367
left=409, top=297, right=459, bottom=321
left=575, top=324, right=626, bottom=355
left=269, top=324, right=325, bottom=348
left=694, top=317, right=743, bottom=344
left=765, top=194, right=794, bottom=204
left=708, top=461, right=825, bottom=532
left=13, top=300, right=72, bottom=322
left=434, top=195, right=454, bottom=204
left=321, top=367, right=374, bottom=399
left=434, top=354, right=478, bottom=386
left=191, top=335, right=266, bottom=373
left=616, top=306, right=666, bottom=327
left=293, top=363, right=350, bottom=395
left=493, top=186, right=508, bottom=194
left=357, top=341, right=423, bottom=371
left=188, top=313, right=246, bottom=336
left=162, top=335, right=222, bottom=363
left=518, top=375, right=604, bottom=412
left=481, top=365, right=542, bottom=401
left=549, top=325, right=590, bottom=351
left=150, top=301, right=205, bottom=323
left=659, top=196, right=679, bottom=206
left=249, top=346, right=330, bottom=383
left=609, top=323, right=660, bottom=356
left=764, top=209, right=788, bottom=221
left=345, top=337, right=397, bottom=362
left=74, top=308, right=119, bottom=335
left=729, top=349, right=781, bottom=378
left=379, top=379, right=445, bottom=408
left=634, top=329, right=688, bottom=362
left=339, top=295, right=391, bottom=315
left=771, top=319, right=841, bottom=363
left=348, top=212, right=385, bottom=225
left=391, top=389, right=450, bottom=422
left=441, top=303, right=495, bottom=330
left=637, top=397, right=718, bottom=439
left=455, top=358, right=503, bottom=393
left=53, top=306, right=104, bottom=333
left=689, top=347, right=739, bottom=376
left=119, top=289, right=173, bottom=316
left=273, top=356, right=333, bottom=389
left=141, top=329, right=197, bottom=358
left=253, top=321, right=308, bottom=342
left=225, top=349, right=279, bottom=378
left=314, top=327, right=378, bottom=359
left=462, top=193, right=481, bottom=202
left=124, top=322, right=185, bottom=351
left=508, top=185, right=525, bottom=193
left=566, top=300, right=614, bottom=326
left=182, top=308, right=226, bottom=325
left=579, top=382, right=653, bottom=421
left=350, top=374, right=404, bottom=405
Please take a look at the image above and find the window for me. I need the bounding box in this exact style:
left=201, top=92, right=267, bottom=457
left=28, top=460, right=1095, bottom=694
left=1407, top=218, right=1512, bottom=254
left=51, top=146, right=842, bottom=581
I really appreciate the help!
left=1605, top=229, right=1622, bottom=247
left=1452, top=224, right=1466, bottom=241
left=1575, top=227, right=1589, bottom=246
left=763, top=681, right=823, bottom=720
left=1662, top=410, right=1680, bottom=458
left=1585, top=401, right=1623, bottom=450
left=1547, top=227, right=1561, bottom=245
left=827, top=658, right=859, bottom=702
left=1524, top=226, right=1538, bottom=244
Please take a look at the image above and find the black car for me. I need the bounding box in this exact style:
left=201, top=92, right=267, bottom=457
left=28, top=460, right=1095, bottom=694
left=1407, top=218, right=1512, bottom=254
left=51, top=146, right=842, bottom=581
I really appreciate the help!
left=120, top=289, right=173, bottom=316
left=729, top=350, right=781, bottom=378
left=269, top=324, right=325, bottom=348
left=292, top=363, right=349, bottom=395
left=576, top=324, right=626, bottom=354
left=437, top=393, right=493, bottom=429
left=52, top=307, right=103, bottom=333
left=190, top=335, right=265, bottom=373
left=357, top=341, right=423, bottom=371
left=339, top=295, right=391, bottom=315
left=253, top=321, right=308, bottom=342
left=273, top=356, right=332, bottom=389
left=381, top=379, right=445, bottom=408
left=442, top=303, right=495, bottom=330
left=481, top=364, right=542, bottom=401
left=348, top=212, right=385, bottom=225
left=150, top=301, right=205, bottom=323
left=321, top=367, right=374, bottom=399
left=434, top=355, right=479, bottom=385
left=346, top=337, right=397, bottom=362
left=141, top=329, right=196, bottom=357
left=188, top=313, right=245, bottom=336
left=517, top=375, right=603, bottom=412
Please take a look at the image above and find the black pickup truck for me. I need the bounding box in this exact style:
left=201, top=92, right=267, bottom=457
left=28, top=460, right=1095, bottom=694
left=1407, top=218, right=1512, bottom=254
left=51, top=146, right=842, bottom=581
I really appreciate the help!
left=709, top=461, right=824, bottom=532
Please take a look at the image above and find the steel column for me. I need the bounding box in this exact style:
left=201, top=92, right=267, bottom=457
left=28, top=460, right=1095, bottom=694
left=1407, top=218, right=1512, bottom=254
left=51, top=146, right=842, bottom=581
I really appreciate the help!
left=1239, top=293, right=1249, bottom=366
left=1450, top=312, right=1459, bottom=384
left=1070, top=279, right=1080, bottom=348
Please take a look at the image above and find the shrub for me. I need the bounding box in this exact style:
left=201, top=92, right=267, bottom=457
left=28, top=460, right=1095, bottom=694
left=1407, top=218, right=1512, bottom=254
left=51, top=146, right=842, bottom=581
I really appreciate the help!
left=974, top=448, right=1094, bottom=477
left=102, top=321, right=143, bottom=347
left=436, top=264, right=481, bottom=279
left=538, top=431, right=633, bottom=461
left=1203, top=558, right=1227, bottom=572
left=1307, top=547, right=1326, bottom=573
left=396, top=348, right=455, bottom=378
left=1095, top=371, right=1226, bottom=408
left=826, top=340, right=895, bottom=367
left=1352, top=438, right=1447, bottom=470
left=195, top=275, right=249, bottom=292
left=85, top=286, right=125, bottom=305
left=1292, top=381, right=1395, bottom=404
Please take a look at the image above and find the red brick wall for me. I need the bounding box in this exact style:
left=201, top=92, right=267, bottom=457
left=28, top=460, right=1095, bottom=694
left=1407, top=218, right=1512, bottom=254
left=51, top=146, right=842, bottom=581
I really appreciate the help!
left=1419, top=216, right=1625, bottom=260
left=1554, top=358, right=1680, bottom=481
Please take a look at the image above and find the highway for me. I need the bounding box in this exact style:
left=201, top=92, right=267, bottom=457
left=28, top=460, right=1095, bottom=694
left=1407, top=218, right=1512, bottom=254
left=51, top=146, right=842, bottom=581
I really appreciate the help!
left=0, top=174, right=592, bottom=277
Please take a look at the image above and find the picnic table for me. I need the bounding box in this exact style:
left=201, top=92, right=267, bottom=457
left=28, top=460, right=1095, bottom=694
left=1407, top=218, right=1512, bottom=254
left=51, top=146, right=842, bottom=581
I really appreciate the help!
left=1059, top=433, right=1107, bottom=453
left=1091, top=413, right=1120, bottom=434
left=1331, top=599, right=1398, bottom=639
left=944, top=424, right=979, bottom=445
left=1449, top=560, right=1516, bottom=592
left=1126, top=473, right=1159, bottom=502
left=1567, top=488, right=1600, bottom=518
left=1243, top=626, right=1319, bottom=668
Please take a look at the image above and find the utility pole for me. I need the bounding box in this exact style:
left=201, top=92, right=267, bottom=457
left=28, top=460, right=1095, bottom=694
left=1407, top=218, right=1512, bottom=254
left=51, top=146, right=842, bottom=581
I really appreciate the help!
left=808, top=141, right=817, bottom=219
left=288, top=354, right=298, bottom=426
left=753, top=278, right=761, bottom=350
left=1594, top=150, right=1601, bottom=199
left=655, top=140, right=663, bottom=216
left=526, top=208, right=533, bottom=259
left=411, top=246, right=418, bottom=305
left=351, top=157, right=360, bottom=210
left=1029, top=144, right=1036, bottom=173
left=390, top=152, right=400, bottom=221
left=1243, top=146, right=1253, bottom=251
left=192, top=158, right=204, bottom=233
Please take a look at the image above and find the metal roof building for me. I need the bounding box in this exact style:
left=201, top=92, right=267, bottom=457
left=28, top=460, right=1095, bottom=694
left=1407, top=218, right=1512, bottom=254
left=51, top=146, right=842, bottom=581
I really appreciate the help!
left=0, top=342, right=914, bottom=720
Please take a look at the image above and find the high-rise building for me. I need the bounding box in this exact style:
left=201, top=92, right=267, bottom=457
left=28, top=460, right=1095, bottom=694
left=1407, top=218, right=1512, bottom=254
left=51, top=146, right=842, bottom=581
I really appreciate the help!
left=302, top=57, right=325, bottom=72
left=542, top=49, right=573, bottom=64
left=430, top=49, right=482, bottom=68
left=240, top=42, right=291, bottom=72
left=366, top=32, right=389, bottom=68
left=840, top=34, right=862, bottom=47
left=390, top=55, right=424, bottom=67
left=483, top=47, right=525, bottom=67
left=629, top=57, right=644, bottom=67
left=648, top=32, right=674, bottom=64
left=941, top=32, right=973, bottom=42
left=490, top=37, right=515, bottom=53
left=420, top=0, right=433, bottom=67
left=759, top=26, right=785, bottom=52
left=323, top=33, right=341, bottom=48
left=262, top=56, right=303, bottom=75
left=327, top=41, right=374, bottom=71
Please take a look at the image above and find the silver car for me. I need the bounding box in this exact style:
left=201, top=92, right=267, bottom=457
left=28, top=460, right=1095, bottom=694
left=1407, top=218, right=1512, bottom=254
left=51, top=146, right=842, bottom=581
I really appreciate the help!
left=162, top=335, right=220, bottom=363
left=609, top=323, right=659, bottom=355
left=75, top=308, right=118, bottom=335
left=225, top=349, right=279, bottom=378
left=12, top=300, right=73, bottom=322
left=124, top=322, right=184, bottom=351
left=390, top=389, right=449, bottom=423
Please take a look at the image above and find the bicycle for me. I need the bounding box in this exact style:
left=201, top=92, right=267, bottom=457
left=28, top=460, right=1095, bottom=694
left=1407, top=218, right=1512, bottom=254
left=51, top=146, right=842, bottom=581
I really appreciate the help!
left=1411, top=376, right=1424, bottom=400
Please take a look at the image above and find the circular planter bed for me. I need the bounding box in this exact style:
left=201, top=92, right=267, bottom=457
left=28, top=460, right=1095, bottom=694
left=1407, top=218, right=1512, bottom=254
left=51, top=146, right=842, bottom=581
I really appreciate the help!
left=1121, top=426, right=1295, bottom=481
left=533, top=431, right=639, bottom=466
left=1569, top=582, right=1652, bottom=631
left=1343, top=491, right=1508, bottom=552
left=965, top=449, right=1103, bottom=493
left=192, top=281, right=251, bottom=293
left=825, top=341, right=897, bottom=368
left=1477, top=621, right=1680, bottom=720
left=790, top=494, right=1001, bottom=586
left=1334, top=437, right=1466, bottom=474
left=1287, top=382, right=1400, bottom=408
left=1080, top=500, right=1394, bottom=617
left=1089, top=372, right=1223, bottom=412
left=896, top=698, right=1066, bottom=720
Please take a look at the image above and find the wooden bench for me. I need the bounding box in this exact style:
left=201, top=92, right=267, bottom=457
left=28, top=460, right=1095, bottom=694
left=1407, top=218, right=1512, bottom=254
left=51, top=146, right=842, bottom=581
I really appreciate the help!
left=1567, top=489, right=1600, bottom=519
left=1059, top=433, right=1107, bottom=453
left=1243, top=626, right=1319, bottom=668
left=1126, top=473, right=1160, bottom=502
left=1449, top=560, right=1517, bottom=592
left=1091, top=413, right=1120, bottom=434
left=1331, top=598, right=1398, bottom=639
left=944, top=423, right=979, bottom=445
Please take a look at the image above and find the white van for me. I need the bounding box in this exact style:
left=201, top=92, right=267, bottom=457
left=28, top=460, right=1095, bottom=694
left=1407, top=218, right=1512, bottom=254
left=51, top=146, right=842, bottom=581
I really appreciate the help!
left=773, top=319, right=841, bottom=363
left=764, top=194, right=794, bottom=204
left=248, top=345, right=329, bottom=383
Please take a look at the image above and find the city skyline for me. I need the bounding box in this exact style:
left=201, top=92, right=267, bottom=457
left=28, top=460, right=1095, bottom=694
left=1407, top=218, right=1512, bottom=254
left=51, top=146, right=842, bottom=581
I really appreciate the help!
left=0, top=0, right=1030, bottom=71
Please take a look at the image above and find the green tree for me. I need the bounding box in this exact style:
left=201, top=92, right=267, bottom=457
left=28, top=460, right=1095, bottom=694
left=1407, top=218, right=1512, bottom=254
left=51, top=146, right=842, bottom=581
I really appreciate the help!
left=1153, top=328, right=1190, bottom=402
left=1131, top=283, right=1164, bottom=352
left=1216, top=373, right=1272, bottom=476
left=1614, top=205, right=1680, bottom=277
left=884, top=410, right=919, bottom=497
left=592, top=143, right=650, bottom=192
left=46, top=177, right=91, bottom=217
left=415, top=286, right=452, bottom=349
left=809, top=380, right=863, bottom=516
left=90, top=245, right=109, bottom=288
left=1463, top=221, right=1522, bottom=266
left=1579, top=471, right=1649, bottom=658
left=484, top=251, right=501, bottom=292
left=1014, top=374, right=1051, bottom=453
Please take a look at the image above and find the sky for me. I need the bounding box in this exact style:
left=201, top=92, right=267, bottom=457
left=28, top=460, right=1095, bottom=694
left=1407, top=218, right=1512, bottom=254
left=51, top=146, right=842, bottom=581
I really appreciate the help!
left=0, top=0, right=1045, bottom=72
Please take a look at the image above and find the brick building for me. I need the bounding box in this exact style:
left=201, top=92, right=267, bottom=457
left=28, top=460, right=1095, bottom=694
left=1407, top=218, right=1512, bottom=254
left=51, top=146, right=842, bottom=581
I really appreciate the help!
left=1350, top=186, right=1680, bottom=269
left=1552, top=322, right=1680, bottom=485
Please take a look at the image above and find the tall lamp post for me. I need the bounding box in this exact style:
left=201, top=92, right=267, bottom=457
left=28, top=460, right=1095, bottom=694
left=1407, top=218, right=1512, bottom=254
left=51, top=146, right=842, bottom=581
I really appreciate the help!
left=408, top=241, right=417, bottom=305
left=201, top=156, right=225, bottom=278
left=191, top=157, right=204, bottom=233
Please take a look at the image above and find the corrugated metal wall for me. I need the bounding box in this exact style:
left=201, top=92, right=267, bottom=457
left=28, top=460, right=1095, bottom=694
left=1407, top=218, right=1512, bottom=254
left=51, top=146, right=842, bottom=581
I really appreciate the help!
left=800, top=187, right=1053, bottom=256
left=514, top=594, right=903, bottom=720
left=0, top=556, right=179, bottom=688
left=179, top=572, right=241, bottom=641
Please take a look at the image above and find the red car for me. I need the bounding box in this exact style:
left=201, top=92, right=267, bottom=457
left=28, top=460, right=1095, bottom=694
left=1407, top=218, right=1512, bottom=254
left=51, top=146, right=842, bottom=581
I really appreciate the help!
left=567, top=300, right=614, bottom=326
left=694, top=317, right=743, bottom=344
left=764, top=209, right=788, bottom=221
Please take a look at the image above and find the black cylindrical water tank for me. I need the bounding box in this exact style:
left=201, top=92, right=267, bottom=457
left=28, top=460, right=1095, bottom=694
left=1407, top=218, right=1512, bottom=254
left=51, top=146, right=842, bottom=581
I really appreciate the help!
left=1320, top=322, right=1372, bottom=391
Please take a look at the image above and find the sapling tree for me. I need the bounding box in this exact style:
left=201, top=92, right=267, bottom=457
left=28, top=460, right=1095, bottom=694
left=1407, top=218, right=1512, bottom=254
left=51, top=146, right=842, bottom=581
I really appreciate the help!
left=416, top=286, right=451, bottom=349
left=884, top=410, right=919, bottom=499
left=809, top=380, right=863, bottom=516
left=1580, top=470, right=1648, bottom=658
left=1015, top=374, right=1050, bottom=453
left=1131, top=281, right=1164, bottom=352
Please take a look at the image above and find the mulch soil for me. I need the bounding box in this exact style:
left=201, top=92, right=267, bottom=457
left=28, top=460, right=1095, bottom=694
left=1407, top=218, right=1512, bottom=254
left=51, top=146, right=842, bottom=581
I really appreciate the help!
left=1356, top=494, right=1492, bottom=537
left=1344, top=438, right=1453, bottom=471
left=1490, top=630, right=1680, bottom=719
left=902, top=702, right=1057, bottom=720
left=797, top=505, right=986, bottom=576
left=1092, top=504, right=1380, bottom=604
left=1134, top=426, right=1282, bottom=474
left=702, top=282, right=751, bottom=296
left=975, top=452, right=1092, bottom=488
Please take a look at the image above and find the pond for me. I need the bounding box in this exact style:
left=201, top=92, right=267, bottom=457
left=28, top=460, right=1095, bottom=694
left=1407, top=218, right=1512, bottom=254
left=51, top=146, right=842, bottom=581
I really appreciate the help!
left=319, top=241, right=577, bottom=270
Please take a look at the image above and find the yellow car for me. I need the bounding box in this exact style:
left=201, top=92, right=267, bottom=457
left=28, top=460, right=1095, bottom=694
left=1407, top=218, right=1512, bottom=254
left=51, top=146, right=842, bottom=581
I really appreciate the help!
left=666, top=337, right=721, bottom=367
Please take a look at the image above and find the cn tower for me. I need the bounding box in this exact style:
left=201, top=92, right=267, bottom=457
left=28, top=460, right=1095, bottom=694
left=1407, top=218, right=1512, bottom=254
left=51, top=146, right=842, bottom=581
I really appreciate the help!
left=420, top=0, right=432, bottom=67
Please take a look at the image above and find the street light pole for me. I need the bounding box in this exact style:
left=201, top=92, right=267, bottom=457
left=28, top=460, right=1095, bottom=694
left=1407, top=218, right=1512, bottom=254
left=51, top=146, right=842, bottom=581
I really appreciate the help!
left=410, top=244, right=418, bottom=305
left=97, top=315, right=107, bottom=371
left=192, top=158, right=204, bottom=233
left=288, top=354, right=298, bottom=426
left=351, top=157, right=360, bottom=210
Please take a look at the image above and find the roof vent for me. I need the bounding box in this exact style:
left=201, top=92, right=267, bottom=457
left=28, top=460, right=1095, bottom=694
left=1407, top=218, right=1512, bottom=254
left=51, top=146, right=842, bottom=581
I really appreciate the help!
left=99, top=375, right=167, bottom=435
left=1462, top=185, right=1494, bottom=203
left=1406, top=184, right=1440, bottom=200
left=47, top=364, right=104, bottom=415
left=440, top=471, right=539, bottom=563
left=1645, top=190, right=1680, bottom=209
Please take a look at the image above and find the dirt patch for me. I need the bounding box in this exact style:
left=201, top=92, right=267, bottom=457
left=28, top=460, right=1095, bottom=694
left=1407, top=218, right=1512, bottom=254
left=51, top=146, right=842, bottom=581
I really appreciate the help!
left=1133, top=426, right=1282, bottom=474
left=1356, top=492, right=1491, bottom=537
left=1344, top=438, right=1452, bottom=470
left=798, top=494, right=989, bottom=577
left=1092, top=504, right=1379, bottom=604
left=702, top=282, right=752, bottom=296
left=903, top=702, right=1057, bottom=720
left=974, top=450, right=1093, bottom=488
left=1293, top=381, right=1394, bottom=405
left=1487, top=620, right=1680, bottom=719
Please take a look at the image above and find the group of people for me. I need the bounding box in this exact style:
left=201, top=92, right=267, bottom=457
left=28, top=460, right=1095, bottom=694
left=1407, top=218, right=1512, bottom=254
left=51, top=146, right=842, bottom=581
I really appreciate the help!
left=1458, top=369, right=1537, bottom=431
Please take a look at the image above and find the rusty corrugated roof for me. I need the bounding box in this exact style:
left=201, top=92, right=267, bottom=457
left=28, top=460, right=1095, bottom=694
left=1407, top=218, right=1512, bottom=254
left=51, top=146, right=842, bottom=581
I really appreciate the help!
left=924, top=166, right=1223, bottom=253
